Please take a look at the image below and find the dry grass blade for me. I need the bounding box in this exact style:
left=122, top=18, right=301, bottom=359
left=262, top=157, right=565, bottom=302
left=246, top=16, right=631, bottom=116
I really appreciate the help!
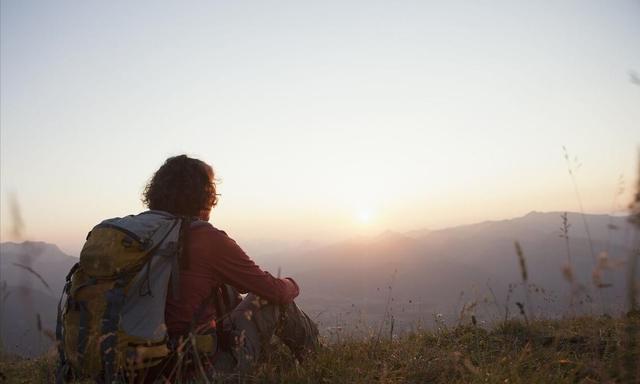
left=514, top=241, right=533, bottom=322
left=630, top=70, right=640, bottom=86
left=562, top=146, right=597, bottom=265
left=623, top=150, right=640, bottom=384
left=627, top=150, right=640, bottom=313
left=8, top=193, right=25, bottom=239
left=11, top=263, right=53, bottom=294
left=629, top=149, right=640, bottom=228
left=514, top=241, right=527, bottom=282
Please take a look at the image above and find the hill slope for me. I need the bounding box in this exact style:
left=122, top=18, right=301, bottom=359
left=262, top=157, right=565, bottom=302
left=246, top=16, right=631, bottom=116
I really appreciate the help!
left=1, top=315, right=638, bottom=383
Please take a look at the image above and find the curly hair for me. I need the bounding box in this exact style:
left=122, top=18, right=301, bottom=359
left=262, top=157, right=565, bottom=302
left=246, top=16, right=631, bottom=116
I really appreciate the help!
left=142, top=155, right=218, bottom=217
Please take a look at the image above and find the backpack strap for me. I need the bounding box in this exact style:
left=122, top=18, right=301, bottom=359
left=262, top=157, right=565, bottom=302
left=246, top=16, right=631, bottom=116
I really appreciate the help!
left=167, top=216, right=194, bottom=300
left=167, top=217, right=209, bottom=300
left=76, top=300, right=90, bottom=364
left=212, top=285, right=233, bottom=351
left=101, top=277, right=126, bottom=384
left=55, top=263, right=79, bottom=384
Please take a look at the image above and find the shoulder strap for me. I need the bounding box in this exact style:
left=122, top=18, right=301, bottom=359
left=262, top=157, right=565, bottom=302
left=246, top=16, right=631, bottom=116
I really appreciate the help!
left=168, top=216, right=194, bottom=300
left=55, top=262, right=79, bottom=384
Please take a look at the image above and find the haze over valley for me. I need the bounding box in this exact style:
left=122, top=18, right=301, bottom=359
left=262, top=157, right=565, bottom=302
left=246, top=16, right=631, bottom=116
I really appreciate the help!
left=2, top=211, right=635, bottom=357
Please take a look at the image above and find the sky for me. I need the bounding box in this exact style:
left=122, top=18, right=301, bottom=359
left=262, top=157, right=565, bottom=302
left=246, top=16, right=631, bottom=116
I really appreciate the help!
left=1, top=0, right=639, bottom=256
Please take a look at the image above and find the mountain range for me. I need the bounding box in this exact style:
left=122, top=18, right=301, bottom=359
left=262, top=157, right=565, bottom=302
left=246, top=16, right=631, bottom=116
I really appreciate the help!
left=254, top=211, right=637, bottom=332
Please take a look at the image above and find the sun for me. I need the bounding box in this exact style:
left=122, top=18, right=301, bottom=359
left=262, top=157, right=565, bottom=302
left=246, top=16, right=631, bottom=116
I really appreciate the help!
left=356, top=208, right=373, bottom=224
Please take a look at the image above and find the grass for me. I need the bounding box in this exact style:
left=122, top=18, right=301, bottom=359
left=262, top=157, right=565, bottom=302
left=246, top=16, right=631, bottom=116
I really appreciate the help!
left=2, top=315, right=637, bottom=383
left=247, top=315, right=639, bottom=384
left=0, top=354, right=57, bottom=384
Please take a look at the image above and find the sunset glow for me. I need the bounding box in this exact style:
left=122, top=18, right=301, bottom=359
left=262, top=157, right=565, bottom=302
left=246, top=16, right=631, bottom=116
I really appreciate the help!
left=0, top=1, right=638, bottom=257
left=356, top=208, right=373, bottom=225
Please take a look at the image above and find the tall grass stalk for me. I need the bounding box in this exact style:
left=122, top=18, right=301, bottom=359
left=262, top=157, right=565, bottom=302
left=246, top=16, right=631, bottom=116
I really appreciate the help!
left=514, top=241, right=533, bottom=323
left=623, top=151, right=640, bottom=384
left=0, top=194, right=26, bottom=353
left=559, top=212, right=579, bottom=316
left=606, top=174, right=625, bottom=254
left=375, top=270, right=397, bottom=345
left=627, top=150, right=640, bottom=315
left=563, top=146, right=607, bottom=314
left=562, top=146, right=597, bottom=264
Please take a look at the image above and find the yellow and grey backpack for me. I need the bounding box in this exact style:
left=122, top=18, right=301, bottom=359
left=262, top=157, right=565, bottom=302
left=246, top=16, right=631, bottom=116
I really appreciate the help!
left=55, top=211, right=189, bottom=383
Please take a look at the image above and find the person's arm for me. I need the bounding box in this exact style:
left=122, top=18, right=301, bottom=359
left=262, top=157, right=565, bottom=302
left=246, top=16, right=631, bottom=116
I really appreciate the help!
left=203, top=227, right=300, bottom=304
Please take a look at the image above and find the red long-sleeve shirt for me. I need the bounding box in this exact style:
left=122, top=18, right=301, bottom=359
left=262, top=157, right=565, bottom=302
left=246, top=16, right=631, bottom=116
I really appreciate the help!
left=165, top=223, right=299, bottom=335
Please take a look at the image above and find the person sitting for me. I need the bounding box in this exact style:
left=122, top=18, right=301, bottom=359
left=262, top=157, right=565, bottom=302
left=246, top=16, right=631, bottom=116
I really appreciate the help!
left=142, top=154, right=319, bottom=381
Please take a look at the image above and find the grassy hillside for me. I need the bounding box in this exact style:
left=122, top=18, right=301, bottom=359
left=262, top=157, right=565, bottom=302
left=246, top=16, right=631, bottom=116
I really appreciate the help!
left=1, top=315, right=638, bottom=383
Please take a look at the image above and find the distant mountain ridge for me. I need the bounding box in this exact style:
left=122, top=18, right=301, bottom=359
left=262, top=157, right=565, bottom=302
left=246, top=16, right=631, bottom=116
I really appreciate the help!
left=258, top=211, right=633, bottom=272
left=252, top=211, right=636, bottom=331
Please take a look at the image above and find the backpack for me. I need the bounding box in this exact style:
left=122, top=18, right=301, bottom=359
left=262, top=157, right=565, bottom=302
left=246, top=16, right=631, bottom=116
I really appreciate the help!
left=55, top=211, right=217, bottom=383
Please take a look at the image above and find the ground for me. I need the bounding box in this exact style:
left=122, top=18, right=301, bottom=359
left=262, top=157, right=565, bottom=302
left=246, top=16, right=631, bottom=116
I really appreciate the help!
left=1, top=315, right=638, bottom=383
